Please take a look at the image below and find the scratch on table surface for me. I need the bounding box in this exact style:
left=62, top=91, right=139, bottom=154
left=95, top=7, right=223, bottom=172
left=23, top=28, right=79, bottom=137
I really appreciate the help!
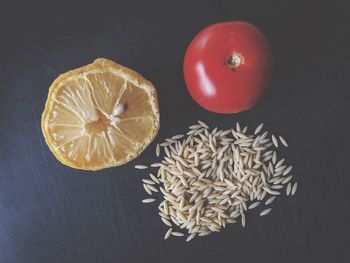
left=25, top=55, right=56, bottom=76
left=32, top=107, right=51, bottom=172
left=117, top=199, right=128, bottom=228
left=93, top=200, right=104, bottom=226
left=114, top=198, right=135, bottom=247
left=112, top=23, right=134, bottom=45
left=34, top=107, right=65, bottom=224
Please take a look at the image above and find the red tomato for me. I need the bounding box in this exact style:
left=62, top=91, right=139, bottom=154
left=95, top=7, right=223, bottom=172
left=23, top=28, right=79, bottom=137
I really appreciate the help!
left=183, top=21, right=272, bottom=113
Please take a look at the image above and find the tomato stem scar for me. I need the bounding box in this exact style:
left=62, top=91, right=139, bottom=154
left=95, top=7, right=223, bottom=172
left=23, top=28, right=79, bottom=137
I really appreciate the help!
left=225, top=53, right=242, bottom=69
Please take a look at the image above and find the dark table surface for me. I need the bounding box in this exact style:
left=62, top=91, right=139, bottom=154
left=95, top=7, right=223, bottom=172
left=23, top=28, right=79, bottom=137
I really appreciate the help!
left=1, top=0, right=349, bottom=262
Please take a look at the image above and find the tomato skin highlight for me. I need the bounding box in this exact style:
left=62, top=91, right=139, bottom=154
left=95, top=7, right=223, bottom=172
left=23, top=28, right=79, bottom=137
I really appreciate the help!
left=184, top=21, right=272, bottom=114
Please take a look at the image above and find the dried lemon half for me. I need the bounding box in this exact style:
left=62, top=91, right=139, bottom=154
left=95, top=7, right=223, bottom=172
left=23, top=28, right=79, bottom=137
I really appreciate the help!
left=41, top=58, right=160, bottom=170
